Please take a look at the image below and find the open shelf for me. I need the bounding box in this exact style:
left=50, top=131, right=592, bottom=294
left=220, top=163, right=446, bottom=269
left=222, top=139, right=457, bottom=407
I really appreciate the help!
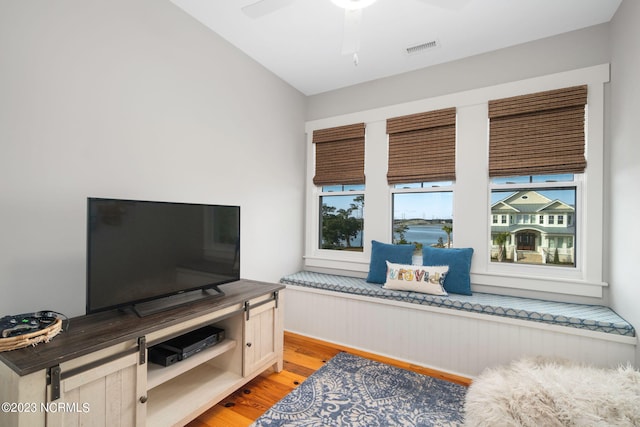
left=147, top=338, right=237, bottom=390
left=147, top=363, right=244, bottom=427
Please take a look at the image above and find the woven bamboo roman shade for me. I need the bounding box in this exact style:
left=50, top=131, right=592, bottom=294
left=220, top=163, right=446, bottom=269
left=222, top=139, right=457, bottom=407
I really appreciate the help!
left=488, top=85, right=587, bottom=177
left=313, top=123, right=365, bottom=186
left=386, top=107, right=456, bottom=184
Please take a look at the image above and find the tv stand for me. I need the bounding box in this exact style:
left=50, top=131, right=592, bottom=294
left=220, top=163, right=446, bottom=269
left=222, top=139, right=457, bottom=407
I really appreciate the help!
left=132, top=286, right=225, bottom=317
left=0, top=280, right=284, bottom=427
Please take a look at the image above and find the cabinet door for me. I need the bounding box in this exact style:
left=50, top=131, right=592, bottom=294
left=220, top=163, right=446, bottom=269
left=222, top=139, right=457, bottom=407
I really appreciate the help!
left=46, top=352, right=146, bottom=427
left=243, top=298, right=283, bottom=377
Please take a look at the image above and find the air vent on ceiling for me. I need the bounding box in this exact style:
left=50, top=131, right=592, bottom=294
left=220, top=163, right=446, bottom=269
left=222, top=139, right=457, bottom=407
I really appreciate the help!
left=405, top=40, right=439, bottom=55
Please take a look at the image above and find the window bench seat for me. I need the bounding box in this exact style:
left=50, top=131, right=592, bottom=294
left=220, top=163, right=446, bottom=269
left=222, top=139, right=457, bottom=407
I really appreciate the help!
left=281, top=271, right=635, bottom=337
left=281, top=271, right=636, bottom=377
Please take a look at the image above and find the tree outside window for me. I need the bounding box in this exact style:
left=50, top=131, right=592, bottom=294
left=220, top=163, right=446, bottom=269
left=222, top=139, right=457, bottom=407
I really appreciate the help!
left=320, top=191, right=364, bottom=251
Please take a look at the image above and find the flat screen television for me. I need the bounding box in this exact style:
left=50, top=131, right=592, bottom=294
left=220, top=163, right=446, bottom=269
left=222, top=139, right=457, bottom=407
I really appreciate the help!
left=86, top=198, right=240, bottom=316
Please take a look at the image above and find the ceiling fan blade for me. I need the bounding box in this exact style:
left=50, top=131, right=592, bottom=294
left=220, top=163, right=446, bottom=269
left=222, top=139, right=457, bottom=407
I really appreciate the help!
left=241, top=0, right=295, bottom=18
left=341, top=8, right=362, bottom=55
left=418, top=0, right=471, bottom=10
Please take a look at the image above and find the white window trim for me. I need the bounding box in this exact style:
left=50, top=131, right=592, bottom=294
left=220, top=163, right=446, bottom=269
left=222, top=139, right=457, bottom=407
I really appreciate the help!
left=304, top=133, right=371, bottom=273
left=304, top=64, right=609, bottom=299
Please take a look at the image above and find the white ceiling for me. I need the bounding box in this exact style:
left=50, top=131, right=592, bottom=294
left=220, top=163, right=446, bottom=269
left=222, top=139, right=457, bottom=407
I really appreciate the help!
left=170, top=0, right=622, bottom=95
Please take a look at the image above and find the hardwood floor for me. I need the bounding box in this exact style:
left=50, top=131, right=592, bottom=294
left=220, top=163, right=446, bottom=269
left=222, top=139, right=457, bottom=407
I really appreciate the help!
left=187, top=331, right=471, bottom=427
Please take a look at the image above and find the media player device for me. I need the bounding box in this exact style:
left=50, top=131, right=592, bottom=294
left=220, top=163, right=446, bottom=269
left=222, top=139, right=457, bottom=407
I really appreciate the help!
left=155, top=325, right=225, bottom=362
left=148, top=346, right=180, bottom=367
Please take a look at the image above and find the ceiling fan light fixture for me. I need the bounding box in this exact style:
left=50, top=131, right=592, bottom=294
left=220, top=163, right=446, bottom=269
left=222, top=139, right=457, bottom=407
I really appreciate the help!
left=331, top=0, right=377, bottom=10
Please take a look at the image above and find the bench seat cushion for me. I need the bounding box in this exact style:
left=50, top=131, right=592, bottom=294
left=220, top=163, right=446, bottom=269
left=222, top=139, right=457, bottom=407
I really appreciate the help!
left=280, top=271, right=635, bottom=337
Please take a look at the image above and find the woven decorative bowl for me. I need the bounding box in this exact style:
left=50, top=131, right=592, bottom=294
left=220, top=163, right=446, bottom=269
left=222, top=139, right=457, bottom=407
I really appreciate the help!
left=0, top=318, right=63, bottom=352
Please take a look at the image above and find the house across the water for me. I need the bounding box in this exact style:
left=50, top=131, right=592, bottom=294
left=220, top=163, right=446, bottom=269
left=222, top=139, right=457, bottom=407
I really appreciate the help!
left=491, top=190, right=575, bottom=265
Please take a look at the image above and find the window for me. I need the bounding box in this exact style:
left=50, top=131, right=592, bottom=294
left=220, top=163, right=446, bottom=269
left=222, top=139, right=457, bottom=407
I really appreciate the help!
left=392, top=182, right=453, bottom=255
left=319, top=185, right=365, bottom=251
left=387, top=108, right=456, bottom=256
left=490, top=174, right=578, bottom=267
left=304, top=66, right=607, bottom=297
left=312, top=123, right=366, bottom=253
left=488, top=86, right=586, bottom=269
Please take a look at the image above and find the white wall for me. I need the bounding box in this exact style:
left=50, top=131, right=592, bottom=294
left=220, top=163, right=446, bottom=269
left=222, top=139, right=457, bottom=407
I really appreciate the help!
left=609, top=0, right=640, bottom=364
left=307, top=23, right=611, bottom=121
left=0, top=0, right=307, bottom=317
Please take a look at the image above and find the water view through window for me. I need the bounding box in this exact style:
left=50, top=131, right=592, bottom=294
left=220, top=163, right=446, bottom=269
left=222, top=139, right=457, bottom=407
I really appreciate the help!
left=393, top=190, right=453, bottom=253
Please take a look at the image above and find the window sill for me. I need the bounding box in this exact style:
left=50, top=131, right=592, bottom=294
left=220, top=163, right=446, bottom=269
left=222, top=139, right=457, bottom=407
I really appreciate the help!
left=471, top=271, right=606, bottom=299
left=303, top=254, right=369, bottom=275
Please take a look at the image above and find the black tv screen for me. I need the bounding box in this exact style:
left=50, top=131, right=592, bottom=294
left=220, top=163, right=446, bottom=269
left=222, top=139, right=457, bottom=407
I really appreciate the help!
left=86, top=198, right=240, bottom=314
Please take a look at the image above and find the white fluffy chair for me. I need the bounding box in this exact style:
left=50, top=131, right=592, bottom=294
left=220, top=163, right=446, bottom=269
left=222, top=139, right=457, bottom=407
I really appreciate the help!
left=464, top=357, right=640, bottom=426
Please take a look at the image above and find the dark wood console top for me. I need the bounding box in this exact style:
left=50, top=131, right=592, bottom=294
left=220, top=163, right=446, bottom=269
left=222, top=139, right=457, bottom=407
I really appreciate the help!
left=0, top=280, right=285, bottom=376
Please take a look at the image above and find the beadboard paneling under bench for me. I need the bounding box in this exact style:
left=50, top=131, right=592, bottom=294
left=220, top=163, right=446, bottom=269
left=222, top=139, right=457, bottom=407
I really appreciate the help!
left=281, top=273, right=636, bottom=378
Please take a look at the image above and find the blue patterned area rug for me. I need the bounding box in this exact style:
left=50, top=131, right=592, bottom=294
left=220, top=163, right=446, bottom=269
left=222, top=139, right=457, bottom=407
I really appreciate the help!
left=251, top=352, right=467, bottom=426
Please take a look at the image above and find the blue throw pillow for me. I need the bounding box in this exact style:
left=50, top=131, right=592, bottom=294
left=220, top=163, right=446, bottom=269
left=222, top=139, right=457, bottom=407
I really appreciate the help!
left=366, top=240, right=415, bottom=284
left=423, top=247, right=474, bottom=295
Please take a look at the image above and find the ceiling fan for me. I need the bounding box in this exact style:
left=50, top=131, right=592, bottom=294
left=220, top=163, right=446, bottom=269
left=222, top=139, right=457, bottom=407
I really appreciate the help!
left=241, top=0, right=471, bottom=64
